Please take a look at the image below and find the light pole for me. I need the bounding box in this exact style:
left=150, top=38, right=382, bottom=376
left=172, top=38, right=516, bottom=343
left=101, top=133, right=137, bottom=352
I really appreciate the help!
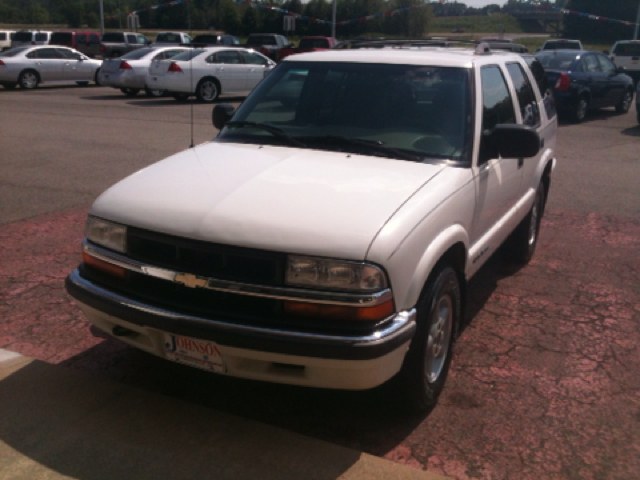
left=331, top=0, right=337, bottom=38
left=99, top=0, right=105, bottom=34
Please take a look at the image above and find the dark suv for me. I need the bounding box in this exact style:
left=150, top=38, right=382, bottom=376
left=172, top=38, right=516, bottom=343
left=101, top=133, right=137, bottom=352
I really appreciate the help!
left=50, top=31, right=101, bottom=58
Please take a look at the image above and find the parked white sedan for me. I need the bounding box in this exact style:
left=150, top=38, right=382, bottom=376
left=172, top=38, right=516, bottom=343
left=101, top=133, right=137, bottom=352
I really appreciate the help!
left=98, top=46, right=189, bottom=97
left=146, top=47, right=276, bottom=102
left=0, top=46, right=102, bottom=89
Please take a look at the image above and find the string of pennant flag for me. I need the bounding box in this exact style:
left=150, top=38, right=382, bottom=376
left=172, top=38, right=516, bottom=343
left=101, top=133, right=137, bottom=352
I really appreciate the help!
left=110, top=0, right=640, bottom=29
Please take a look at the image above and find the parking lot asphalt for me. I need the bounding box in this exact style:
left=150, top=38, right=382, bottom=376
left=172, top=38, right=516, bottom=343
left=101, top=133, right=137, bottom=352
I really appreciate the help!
left=1, top=84, right=640, bottom=479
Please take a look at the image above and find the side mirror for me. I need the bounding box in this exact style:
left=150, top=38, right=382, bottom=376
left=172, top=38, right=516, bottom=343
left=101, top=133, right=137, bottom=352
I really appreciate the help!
left=212, top=103, right=235, bottom=130
left=482, top=124, right=541, bottom=160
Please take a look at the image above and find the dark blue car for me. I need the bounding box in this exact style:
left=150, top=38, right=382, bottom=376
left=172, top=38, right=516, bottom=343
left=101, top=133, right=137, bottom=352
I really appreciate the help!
left=535, top=50, right=634, bottom=122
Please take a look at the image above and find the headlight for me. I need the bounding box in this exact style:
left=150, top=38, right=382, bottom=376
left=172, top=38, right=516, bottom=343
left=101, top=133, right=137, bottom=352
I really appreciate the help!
left=286, top=255, right=388, bottom=292
left=85, top=216, right=127, bottom=253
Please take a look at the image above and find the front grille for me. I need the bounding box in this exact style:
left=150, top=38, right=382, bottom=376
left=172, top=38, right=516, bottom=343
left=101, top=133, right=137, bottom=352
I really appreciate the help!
left=127, top=227, right=286, bottom=286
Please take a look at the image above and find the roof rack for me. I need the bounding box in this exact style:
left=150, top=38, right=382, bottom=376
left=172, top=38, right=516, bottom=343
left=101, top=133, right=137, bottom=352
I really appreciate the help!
left=333, top=37, right=500, bottom=55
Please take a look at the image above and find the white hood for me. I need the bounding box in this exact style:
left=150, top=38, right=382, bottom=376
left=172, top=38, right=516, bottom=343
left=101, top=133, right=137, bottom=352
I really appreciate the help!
left=92, top=142, right=445, bottom=260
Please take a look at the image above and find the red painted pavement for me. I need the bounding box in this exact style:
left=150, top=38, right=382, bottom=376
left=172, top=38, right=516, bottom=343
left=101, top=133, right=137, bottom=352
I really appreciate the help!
left=1, top=206, right=639, bottom=480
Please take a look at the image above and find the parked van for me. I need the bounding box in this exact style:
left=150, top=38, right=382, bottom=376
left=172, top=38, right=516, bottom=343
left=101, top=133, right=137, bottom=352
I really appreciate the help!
left=50, top=31, right=102, bottom=57
left=0, top=30, right=15, bottom=51
left=11, top=30, right=52, bottom=48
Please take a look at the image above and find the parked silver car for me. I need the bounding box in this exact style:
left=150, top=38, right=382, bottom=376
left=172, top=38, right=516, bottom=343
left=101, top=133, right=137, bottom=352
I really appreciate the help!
left=0, top=46, right=102, bottom=90
left=99, top=46, right=189, bottom=97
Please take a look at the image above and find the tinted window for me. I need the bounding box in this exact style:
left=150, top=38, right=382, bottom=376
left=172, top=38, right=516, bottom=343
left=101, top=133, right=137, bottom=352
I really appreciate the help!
left=613, top=43, right=640, bottom=56
left=299, top=38, right=331, bottom=49
left=0, top=33, right=6, bottom=41
left=14, top=32, right=33, bottom=42
left=51, top=32, right=72, bottom=45
left=76, top=33, right=87, bottom=43
left=597, top=55, right=616, bottom=74
left=543, top=41, right=580, bottom=50
left=215, top=51, right=241, bottom=64
left=192, top=35, right=219, bottom=44
left=121, top=48, right=154, bottom=59
left=126, top=34, right=137, bottom=43
left=35, top=33, right=49, bottom=42
left=581, top=55, right=600, bottom=73
left=506, top=63, right=540, bottom=127
left=156, top=33, right=181, bottom=43
left=89, top=33, right=100, bottom=44
left=480, top=66, right=516, bottom=162
left=35, top=48, right=60, bottom=59
left=137, top=35, right=147, bottom=44
left=102, top=33, right=125, bottom=42
left=240, top=51, right=269, bottom=65
left=56, top=48, right=82, bottom=59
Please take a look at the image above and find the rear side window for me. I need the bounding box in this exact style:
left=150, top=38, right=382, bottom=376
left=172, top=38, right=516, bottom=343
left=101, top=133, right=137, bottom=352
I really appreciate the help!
left=597, top=55, right=616, bottom=75
left=215, top=51, right=241, bottom=64
left=613, top=43, right=640, bottom=56
left=581, top=55, right=600, bottom=73
left=35, top=48, right=60, bottom=59
left=506, top=63, right=540, bottom=127
left=240, top=51, right=269, bottom=65
left=172, top=49, right=205, bottom=61
left=0, top=33, right=6, bottom=41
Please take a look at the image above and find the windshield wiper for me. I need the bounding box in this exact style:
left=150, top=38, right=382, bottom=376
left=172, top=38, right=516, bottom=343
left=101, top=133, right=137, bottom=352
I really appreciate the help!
left=225, top=121, right=306, bottom=148
left=299, top=135, right=422, bottom=162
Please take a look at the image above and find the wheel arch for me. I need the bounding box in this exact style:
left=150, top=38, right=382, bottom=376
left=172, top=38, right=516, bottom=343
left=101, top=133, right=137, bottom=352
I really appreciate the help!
left=398, top=224, right=469, bottom=312
left=197, top=75, right=221, bottom=93
left=19, top=68, right=41, bottom=83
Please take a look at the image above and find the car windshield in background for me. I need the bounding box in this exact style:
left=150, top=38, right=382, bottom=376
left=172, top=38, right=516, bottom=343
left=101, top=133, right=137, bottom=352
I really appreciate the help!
left=192, top=35, right=219, bottom=43
left=0, top=47, right=29, bottom=57
left=13, top=32, right=33, bottom=41
left=50, top=33, right=72, bottom=44
left=544, top=41, right=580, bottom=50
left=121, top=48, right=154, bottom=59
left=220, top=62, right=471, bottom=162
left=614, top=43, right=640, bottom=56
left=535, top=51, right=579, bottom=70
left=171, top=49, right=205, bottom=61
left=248, top=36, right=277, bottom=46
left=102, top=33, right=125, bottom=42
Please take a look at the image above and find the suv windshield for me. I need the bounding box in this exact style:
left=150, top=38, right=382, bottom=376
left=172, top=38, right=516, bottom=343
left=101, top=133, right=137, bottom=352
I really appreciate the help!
left=156, top=33, right=182, bottom=43
left=14, top=32, right=33, bottom=41
left=613, top=43, right=640, bottom=56
left=219, top=61, right=471, bottom=162
left=543, top=41, right=581, bottom=50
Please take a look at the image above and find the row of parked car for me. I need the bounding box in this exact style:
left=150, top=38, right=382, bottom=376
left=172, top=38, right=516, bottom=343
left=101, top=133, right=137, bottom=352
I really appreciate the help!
left=0, top=35, right=638, bottom=124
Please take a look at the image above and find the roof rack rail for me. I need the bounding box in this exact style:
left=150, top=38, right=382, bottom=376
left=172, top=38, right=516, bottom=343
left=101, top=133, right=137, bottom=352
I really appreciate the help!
left=333, top=37, right=500, bottom=54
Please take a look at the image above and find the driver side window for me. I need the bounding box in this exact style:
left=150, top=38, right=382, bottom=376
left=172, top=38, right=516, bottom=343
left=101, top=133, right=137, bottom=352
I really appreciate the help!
left=479, top=65, right=516, bottom=164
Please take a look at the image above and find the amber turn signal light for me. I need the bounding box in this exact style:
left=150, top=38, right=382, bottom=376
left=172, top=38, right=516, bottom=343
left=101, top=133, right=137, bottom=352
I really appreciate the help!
left=284, top=299, right=394, bottom=321
left=83, top=252, right=127, bottom=279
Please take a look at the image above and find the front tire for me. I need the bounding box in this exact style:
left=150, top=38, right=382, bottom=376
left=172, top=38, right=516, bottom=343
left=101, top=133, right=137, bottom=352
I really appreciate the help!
left=615, top=90, right=633, bottom=114
left=196, top=77, right=220, bottom=103
left=506, top=182, right=545, bottom=264
left=395, top=265, right=461, bottom=412
left=19, top=70, right=39, bottom=89
left=120, top=87, right=140, bottom=96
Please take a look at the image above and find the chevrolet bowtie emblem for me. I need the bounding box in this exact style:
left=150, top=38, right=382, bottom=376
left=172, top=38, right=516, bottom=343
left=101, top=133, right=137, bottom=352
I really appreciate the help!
left=174, top=273, right=208, bottom=289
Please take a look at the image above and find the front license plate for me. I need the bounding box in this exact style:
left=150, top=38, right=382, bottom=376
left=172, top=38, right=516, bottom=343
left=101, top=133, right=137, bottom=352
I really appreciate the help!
left=163, top=333, right=226, bottom=373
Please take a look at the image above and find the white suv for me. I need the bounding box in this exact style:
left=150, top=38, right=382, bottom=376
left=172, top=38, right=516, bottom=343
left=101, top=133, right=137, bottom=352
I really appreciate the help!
left=66, top=44, right=557, bottom=410
left=610, top=40, right=640, bottom=84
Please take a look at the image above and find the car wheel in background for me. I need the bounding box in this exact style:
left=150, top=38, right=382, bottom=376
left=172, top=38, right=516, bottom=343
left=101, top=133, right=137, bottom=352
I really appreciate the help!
left=145, top=87, right=164, bottom=98
left=196, top=77, right=220, bottom=103
left=19, top=70, right=39, bottom=89
left=395, top=264, right=461, bottom=412
left=94, top=69, right=101, bottom=86
left=506, top=182, right=545, bottom=264
left=120, top=87, right=140, bottom=96
left=172, top=93, right=189, bottom=101
left=615, top=90, right=633, bottom=114
left=571, top=95, right=589, bottom=123
left=76, top=81, right=90, bottom=86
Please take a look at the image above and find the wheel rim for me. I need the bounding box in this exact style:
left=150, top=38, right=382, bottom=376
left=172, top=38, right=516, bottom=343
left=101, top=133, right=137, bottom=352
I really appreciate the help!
left=622, top=92, right=632, bottom=111
left=528, top=188, right=542, bottom=246
left=22, top=72, right=37, bottom=88
left=425, top=293, right=453, bottom=383
left=577, top=99, right=587, bottom=120
left=200, top=81, right=217, bottom=101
